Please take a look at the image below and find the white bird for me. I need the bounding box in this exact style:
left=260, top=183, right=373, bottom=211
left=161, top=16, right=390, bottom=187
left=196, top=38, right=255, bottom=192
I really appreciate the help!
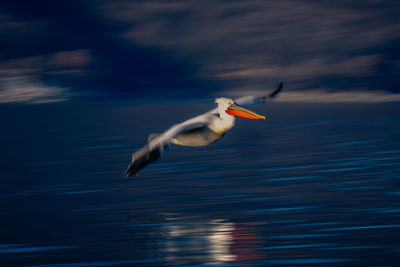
left=124, top=83, right=283, bottom=177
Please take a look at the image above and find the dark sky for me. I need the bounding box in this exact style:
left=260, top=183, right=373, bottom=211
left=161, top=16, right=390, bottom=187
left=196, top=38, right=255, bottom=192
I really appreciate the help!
left=0, top=0, right=399, bottom=103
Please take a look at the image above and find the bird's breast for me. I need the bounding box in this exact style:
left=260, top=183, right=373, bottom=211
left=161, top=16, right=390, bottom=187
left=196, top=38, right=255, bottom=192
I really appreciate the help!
left=171, top=126, right=225, bottom=147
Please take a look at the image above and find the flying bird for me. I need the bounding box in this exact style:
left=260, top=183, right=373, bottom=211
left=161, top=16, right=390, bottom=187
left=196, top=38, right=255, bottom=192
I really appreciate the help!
left=124, top=82, right=283, bottom=177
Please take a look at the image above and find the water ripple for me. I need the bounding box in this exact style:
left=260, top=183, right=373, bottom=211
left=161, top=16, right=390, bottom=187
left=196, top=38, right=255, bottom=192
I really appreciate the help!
left=264, top=176, right=320, bottom=182
left=316, top=224, right=400, bottom=232
left=31, top=259, right=162, bottom=267
left=246, top=206, right=318, bottom=213
left=269, top=234, right=344, bottom=239
left=56, top=190, right=111, bottom=195
left=258, top=258, right=355, bottom=265
left=0, top=245, right=76, bottom=254
left=259, top=243, right=332, bottom=250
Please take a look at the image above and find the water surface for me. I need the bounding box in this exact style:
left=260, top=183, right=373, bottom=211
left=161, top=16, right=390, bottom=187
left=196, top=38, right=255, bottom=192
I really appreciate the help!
left=1, top=102, right=400, bottom=266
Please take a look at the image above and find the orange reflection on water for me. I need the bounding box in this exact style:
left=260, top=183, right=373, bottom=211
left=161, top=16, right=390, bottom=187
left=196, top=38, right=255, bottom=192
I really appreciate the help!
left=160, top=217, right=264, bottom=265
left=230, top=222, right=264, bottom=262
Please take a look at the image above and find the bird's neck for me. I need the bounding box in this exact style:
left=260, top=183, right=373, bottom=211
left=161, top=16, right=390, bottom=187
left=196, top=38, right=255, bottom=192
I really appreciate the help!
left=209, top=109, right=235, bottom=134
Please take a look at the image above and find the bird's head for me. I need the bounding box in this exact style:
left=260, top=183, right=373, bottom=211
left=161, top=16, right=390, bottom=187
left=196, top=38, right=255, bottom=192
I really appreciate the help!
left=215, top=97, right=266, bottom=119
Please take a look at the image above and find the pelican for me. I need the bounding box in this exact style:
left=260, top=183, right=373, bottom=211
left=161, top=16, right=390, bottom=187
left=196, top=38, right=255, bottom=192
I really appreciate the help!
left=124, top=83, right=283, bottom=177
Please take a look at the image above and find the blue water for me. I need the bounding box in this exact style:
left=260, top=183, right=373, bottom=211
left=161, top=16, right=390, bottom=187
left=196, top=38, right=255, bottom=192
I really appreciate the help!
left=1, top=102, right=400, bottom=266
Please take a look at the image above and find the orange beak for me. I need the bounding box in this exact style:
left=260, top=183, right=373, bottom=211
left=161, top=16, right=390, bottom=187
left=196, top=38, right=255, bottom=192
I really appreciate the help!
left=225, top=103, right=266, bottom=119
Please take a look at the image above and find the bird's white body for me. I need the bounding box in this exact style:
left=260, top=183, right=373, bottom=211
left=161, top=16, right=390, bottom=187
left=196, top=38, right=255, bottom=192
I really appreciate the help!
left=170, top=98, right=236, bottom=146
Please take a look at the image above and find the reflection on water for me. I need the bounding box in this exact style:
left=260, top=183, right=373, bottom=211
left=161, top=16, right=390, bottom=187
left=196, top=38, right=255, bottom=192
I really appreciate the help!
left=157, top=219, right=263, bottom=264
left=162, top=218, right=236, bottom=264
left=230, top=222, right=264, bottom=262
left=125, top=214, right=358, bottom=266
left=128, top=216, right=264, bottom=265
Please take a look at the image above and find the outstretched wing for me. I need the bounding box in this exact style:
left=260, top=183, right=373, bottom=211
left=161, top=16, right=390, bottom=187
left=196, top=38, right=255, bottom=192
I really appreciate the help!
left=124, top=114, right=211, bottom=178
left=235, top=82, right=283, bottom=105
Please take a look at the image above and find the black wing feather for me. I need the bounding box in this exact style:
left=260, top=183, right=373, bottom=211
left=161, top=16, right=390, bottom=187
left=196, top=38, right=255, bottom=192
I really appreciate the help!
left=268, top=82, right=283, bottom=99
left=261, top=82, right=283, bottom=103
left=123, top=145, right=162, bottom=178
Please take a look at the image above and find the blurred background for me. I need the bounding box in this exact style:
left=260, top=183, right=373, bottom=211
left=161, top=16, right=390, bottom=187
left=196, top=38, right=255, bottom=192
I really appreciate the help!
left=1, top=1, right=400, bottom=266
left=0, top=0, right=400, bottom=103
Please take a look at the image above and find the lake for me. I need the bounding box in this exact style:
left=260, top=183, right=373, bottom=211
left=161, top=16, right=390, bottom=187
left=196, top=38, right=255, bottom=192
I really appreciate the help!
left=1, top=102, right=399, bottom=266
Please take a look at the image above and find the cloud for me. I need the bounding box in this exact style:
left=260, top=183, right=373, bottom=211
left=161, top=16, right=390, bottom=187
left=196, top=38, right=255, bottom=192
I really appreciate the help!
left=0, top=13, right=44, bottom=37
left=0, top=50, right=91, bottom=103
left=275, top=90, right=400, bottom=103
left=45, top=50, right=91, bottom=75
left=0, top=0, right=398, bottom=103
left=99, top=0, right=400, bottom=93
left=0, top=78, right=69, bottom=104
left=217, top=88, right=400, bottom=103
left=216, top=55, right=381, bottom=80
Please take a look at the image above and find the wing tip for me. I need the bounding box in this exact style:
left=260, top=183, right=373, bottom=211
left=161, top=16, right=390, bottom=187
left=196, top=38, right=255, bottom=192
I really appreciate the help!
left=259, top=82, right=283, bottom=103
left=123, top=145, right=162, bottom=179
left=123, top=155, right=140, bottom=178
left=123, top=163, right=137, bottom=178
left=268, top=82, right=283, bottom=99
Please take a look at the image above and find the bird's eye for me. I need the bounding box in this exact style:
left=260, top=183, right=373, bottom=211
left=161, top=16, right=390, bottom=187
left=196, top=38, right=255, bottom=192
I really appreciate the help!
left=228, top=101, right=233, bottom=106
